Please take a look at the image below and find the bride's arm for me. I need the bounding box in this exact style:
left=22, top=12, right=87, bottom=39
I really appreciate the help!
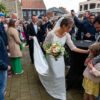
left=43, top=32, right=53, bottom=45
left=73, top=47, right=89, bottom=54
left=66, top=34, right=88, bottom=54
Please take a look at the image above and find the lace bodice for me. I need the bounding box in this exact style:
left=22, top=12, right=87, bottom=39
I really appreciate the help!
left=44, top=31, right=76, bottom=51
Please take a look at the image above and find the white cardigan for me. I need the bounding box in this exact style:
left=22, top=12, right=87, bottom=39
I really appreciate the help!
left=83, top=62, right=100, bottom=83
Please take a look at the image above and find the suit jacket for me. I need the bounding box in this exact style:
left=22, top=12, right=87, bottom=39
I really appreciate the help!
left=74, top=16, right=96, bottom=41
left=96, top=34, right=100, bottom=42
left=27, top=22, right=43, bottom=43
left=0, top=36, right=9, bottom=70
left=0, top=22, right=8, bottom=46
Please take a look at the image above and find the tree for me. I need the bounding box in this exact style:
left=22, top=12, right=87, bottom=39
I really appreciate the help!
left=0, top=3, right=8, bottom=15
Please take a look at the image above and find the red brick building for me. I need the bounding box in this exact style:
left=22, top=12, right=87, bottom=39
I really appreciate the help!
left=21, top=0, right=46, bottom=20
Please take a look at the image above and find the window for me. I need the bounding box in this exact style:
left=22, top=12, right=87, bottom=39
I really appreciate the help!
left=97, top=4, right=100, bottom=8
left=80, top=5, right=82, bottom=11
left=84, top=4, right=88, bottom=10
left=40, top=11, right=44, bottom=15
left=23, top=11, right=26, bottom=16
left=32, top=11, right=36, bottom=15
left=90, top=3, right=96, bottom=9
left=37, top=11, right=40, bottom=16
left=28, top=11, right=31, bottom=17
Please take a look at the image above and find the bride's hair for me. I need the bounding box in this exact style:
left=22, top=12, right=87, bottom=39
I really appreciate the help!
left=60, top=17, right=74, bottom=27
left=52, top=14, right=74, bottom=31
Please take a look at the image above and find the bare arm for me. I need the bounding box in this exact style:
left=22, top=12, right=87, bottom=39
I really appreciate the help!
left=66, top=33, right=89, bottom=54
left=73, top=48, right=89, bottom=54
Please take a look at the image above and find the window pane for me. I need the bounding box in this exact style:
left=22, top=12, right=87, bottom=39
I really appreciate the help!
left=80, top=5, right=82, bottom=11
left=90, top=3, right=96, bottom=9
left=97, top=4, right=100, bottom=8
left=23, top=11, right=26, bottom=16
left=37, top=11, right=40, bottom=16
left=84, top=4, right=88, bottom=10
left=32, top=11, right=36, bottom=15
left=28, top=11, right=31, bottom=17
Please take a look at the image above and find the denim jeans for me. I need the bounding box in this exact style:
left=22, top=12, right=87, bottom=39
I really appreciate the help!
left=96, top=96, right=100, bottom=100
left=0, top=71, right=7, bottom=100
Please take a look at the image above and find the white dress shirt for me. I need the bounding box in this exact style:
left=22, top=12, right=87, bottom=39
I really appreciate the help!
left=32, top=23, right=38, bottom=34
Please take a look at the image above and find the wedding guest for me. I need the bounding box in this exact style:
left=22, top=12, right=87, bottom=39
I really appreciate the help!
left=93, top=15, right=100, bottom=100
left=23, top=21, right=29, bottom=46
left=0, top=36, right=10, bottom=100
left=83, top=15, right=100, bottom=100
left=83, top=43, right=100, bottom=100
left=0, top=13, right=8, bottom=46
left=94, top=15, right=100, bottom=42
left=7, top=19, right=23, bottom=74
left=83, top=11, right=91, bottom=21
left=41, top=15, right=53, bottom=41
left=72, top=11, right=96, bottom=41
left=27, top=15, right=43, bottom=64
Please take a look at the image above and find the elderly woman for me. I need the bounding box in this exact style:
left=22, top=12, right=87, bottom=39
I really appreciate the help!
left=7, top=19, right=23, bottom=74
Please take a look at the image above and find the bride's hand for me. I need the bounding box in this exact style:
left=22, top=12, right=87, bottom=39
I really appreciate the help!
left=84, top=49, right=90, bottom=54
left=87, top=49, right=90, bottom=54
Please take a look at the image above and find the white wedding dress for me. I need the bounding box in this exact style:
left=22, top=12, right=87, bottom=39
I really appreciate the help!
left=41, top=30, right=76, bottom=99
left=42, top=32, right=66, bottom=100
left=34, top=30, right=76, bottom=100
left=33, top=14, right=76, bottom=100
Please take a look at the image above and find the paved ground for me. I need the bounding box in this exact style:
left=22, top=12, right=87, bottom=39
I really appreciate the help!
left=5, top=47, right=83, bottom=100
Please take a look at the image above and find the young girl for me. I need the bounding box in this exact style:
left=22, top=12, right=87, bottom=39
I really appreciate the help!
left=83, top=42, right=100, bottom=100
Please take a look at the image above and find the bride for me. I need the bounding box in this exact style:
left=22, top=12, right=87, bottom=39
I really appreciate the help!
left=35, top=15, right=89, bottom=100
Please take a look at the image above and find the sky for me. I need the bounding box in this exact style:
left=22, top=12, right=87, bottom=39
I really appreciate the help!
left=43, top=0, right=86, bottom=12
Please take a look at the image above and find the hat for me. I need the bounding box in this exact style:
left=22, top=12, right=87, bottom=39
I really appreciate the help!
left=0, top=13, right=5, bottom=17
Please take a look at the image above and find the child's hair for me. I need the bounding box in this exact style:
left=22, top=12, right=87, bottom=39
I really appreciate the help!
left=89, top=42, right=100, bottom=57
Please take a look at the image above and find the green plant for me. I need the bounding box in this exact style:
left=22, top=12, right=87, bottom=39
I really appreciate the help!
left=0, top=3, right=8, bottom=15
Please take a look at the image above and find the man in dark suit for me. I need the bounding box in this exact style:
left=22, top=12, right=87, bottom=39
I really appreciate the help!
left=94, top=15, right=100, bottom=42
left=0, top=13, right=8, bottom=46
left=0, top=36, right=10, bottom=100
left=27, top=15, right=43, bottom=64
left=72, top=11, right=96, bottom=41
left=41, top=15, right=53, bottom=41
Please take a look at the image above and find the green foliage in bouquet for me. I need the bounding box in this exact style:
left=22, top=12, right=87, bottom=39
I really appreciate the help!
left=43, top=42, right=66, bottom=60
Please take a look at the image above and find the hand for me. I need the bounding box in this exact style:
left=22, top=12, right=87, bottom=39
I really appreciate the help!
left=85, top=57, right=91, bottom=65
left=71, top=11, right=76, bottom=17
left=8, top=65, right=11, bottom=70
left=29, top=36, right=34, bottom=40
left=87, top=61, right=93, bottom=70
left=87, top=49, right=90, bottom=54
left=85, top=33, right=91, bottom=38
left=40, top=42, right=43, bottom=46
left=84, top=49, right=89, bottom=54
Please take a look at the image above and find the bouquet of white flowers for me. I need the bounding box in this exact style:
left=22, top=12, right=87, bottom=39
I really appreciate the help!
left=44, top=42, right=65, bottom=60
